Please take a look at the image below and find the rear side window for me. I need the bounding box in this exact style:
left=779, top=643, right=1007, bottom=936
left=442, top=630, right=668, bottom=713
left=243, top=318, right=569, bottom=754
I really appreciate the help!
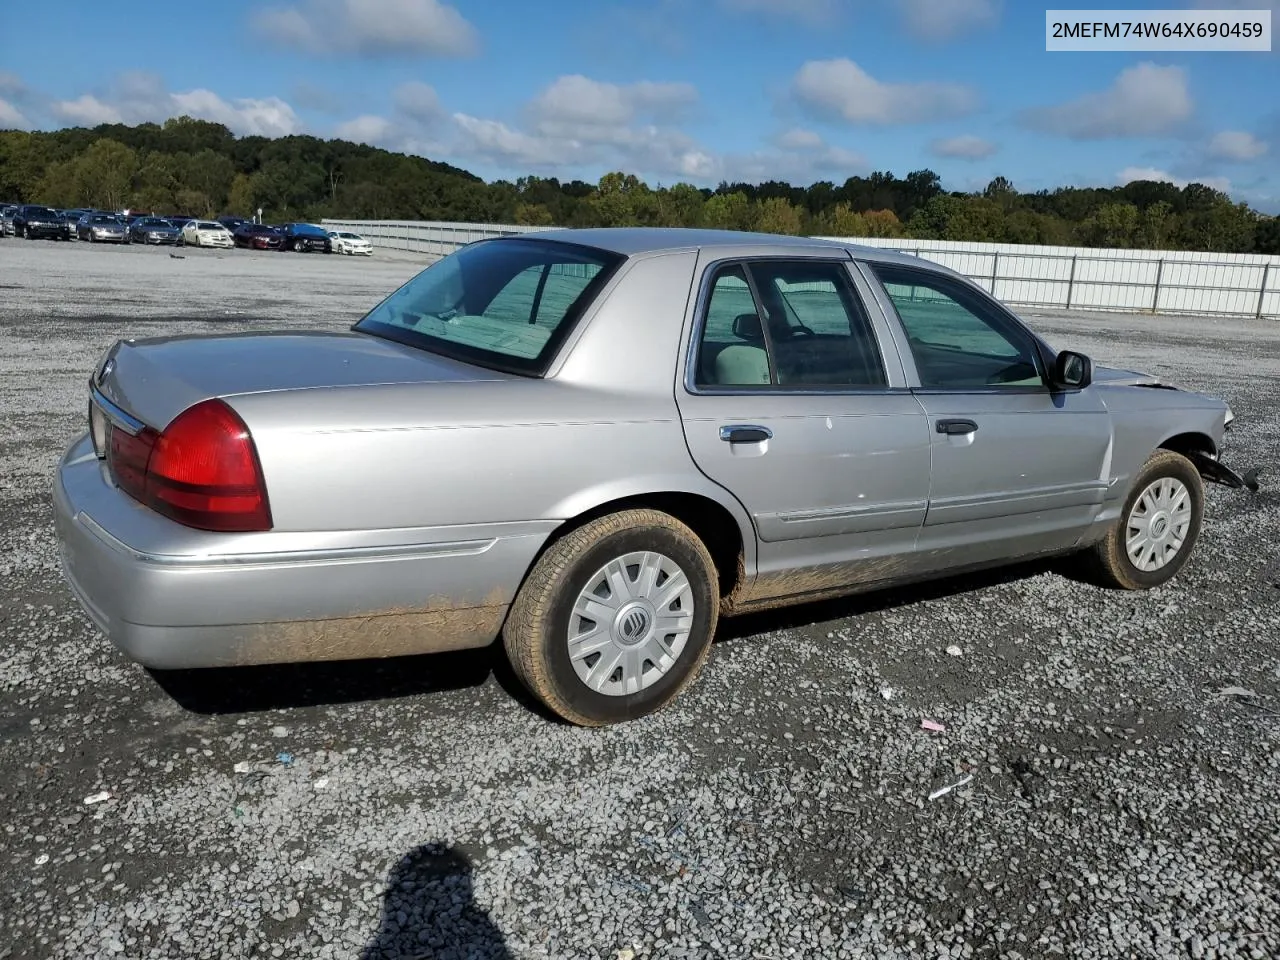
left=355, top=238, right=623, bottom=376
left=695, top=260, right=887, bottom=390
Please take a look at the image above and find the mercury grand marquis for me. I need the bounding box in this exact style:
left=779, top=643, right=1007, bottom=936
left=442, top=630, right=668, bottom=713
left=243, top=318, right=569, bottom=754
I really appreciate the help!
left=53, top=228, right=1258, bottom=725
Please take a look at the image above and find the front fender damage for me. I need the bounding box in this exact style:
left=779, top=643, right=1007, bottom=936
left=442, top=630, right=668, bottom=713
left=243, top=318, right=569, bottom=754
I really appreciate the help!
left=1185, top=450, right=1263, bottom=494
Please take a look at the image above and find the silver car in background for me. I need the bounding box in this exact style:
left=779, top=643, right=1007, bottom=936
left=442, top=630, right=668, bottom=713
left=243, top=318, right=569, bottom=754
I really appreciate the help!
left=77, top=213, right=127, bottom=243
left=53, top=228, right=1257, bottom=725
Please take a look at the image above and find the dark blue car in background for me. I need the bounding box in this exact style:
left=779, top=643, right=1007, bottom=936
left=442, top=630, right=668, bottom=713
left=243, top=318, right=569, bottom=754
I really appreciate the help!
left=280, top=222, right=333, bottom=253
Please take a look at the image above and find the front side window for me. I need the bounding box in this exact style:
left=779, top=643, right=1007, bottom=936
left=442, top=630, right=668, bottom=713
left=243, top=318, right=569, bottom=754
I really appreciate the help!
left=870, top=263, right=1044, bottom=389
left=695, top=260, right=887, bottom=389
left=355, top=238, right=622, bottom=375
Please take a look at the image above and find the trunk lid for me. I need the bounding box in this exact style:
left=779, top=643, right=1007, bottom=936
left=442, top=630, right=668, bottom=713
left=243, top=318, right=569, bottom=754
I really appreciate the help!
left=94, top=330, right=509, bottom=429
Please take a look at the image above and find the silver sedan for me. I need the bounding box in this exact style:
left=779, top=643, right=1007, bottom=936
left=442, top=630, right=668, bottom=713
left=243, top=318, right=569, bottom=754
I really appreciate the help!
left=53, top=228, right=1258, bottom=725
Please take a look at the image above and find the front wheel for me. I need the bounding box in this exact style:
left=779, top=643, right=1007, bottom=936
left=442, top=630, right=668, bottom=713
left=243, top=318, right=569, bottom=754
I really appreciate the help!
left=1084, top=449, right=1204, bottom=590
left=503, top=509, right=719, bottom=726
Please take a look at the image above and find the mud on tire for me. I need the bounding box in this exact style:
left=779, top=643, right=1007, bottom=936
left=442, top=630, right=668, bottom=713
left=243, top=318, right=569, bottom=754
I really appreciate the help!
left=1084, top=449, right=1204, bottom=590
left=503, top=509, right=719, bottom=726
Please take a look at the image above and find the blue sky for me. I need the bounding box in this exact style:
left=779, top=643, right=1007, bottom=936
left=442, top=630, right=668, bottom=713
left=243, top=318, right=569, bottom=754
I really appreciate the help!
left=1, top=0, right=1276, bottom=210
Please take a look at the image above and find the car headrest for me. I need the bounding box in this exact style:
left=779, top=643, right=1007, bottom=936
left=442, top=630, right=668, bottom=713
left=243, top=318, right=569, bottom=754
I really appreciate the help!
left=732, top=313, right=763, bottom=341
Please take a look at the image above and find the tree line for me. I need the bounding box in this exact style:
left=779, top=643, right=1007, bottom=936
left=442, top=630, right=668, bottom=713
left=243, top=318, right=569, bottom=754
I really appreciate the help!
left=1, top=116, right=1276, bottom=254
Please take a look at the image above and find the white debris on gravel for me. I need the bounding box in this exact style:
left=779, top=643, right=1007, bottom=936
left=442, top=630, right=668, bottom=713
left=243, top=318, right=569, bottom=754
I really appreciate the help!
left=1, top=241, right=1277, bottom=959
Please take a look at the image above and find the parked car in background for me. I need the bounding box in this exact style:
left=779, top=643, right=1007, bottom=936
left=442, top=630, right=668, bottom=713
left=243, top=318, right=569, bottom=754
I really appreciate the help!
left=13, top=204, right=72, bottom=240
left=181, top=220, right=235, bottom=248
left=218, top=215, right=249, bottom=234
left=51, top=228, right=1257, bottom=726
left=77, top=213, right=128, bottom=243
left=127, top=217, right=181, bottom=245
left=328, top=230, right=372, bottom=256
left=1, top=204, right=19, bottom=236
left=60, top=209, right=91, bottom=238
left=233, top=222, right=284, bottom=250
left=280, top=222, right=332, bottom=253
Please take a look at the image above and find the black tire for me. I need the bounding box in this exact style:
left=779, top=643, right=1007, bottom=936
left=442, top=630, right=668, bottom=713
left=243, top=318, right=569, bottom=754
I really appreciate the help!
left=503, top=509, right=719, bottom=726
left=1083, top=449, right=1204, bottom=590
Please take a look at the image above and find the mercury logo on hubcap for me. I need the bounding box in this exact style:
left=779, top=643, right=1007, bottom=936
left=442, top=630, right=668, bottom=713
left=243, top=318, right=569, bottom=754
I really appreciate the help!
left=617, top=606, right=651, bottom=644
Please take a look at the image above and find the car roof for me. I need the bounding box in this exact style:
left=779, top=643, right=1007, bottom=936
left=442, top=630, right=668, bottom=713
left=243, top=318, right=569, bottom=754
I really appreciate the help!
left=512, top=226, right=928, bottom=267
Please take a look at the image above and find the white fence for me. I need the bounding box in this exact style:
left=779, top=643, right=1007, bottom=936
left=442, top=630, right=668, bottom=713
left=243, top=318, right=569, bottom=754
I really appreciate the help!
left=322, top=219, right=1280, bottom=320
left=322, top=219, right=561, bottom=259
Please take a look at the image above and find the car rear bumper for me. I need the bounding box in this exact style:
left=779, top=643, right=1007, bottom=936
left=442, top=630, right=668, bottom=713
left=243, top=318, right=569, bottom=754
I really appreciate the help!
left=53, top=433, right=552, bottom=669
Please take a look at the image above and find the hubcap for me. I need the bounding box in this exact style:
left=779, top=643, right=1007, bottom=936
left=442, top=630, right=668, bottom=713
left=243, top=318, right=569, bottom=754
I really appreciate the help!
left=567, top=550, right=695, bottom=697
left=1125, top=476, right=1192, bottom=573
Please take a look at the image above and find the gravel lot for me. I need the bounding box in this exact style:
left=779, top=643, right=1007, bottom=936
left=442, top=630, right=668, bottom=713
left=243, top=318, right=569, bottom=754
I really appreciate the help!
left=2, top=238, right=1277, bottom=960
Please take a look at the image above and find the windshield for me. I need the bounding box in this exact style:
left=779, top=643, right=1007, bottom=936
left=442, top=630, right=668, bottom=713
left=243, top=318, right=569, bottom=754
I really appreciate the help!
left=90, top=216, right=117, bottom=224
left=27, top=207, right=58, bottom=218
left=354, top=237, right=622, bottom=376
left=197, top=222, right=222, bottom=230
left=140, top=218, right=169, bottom=227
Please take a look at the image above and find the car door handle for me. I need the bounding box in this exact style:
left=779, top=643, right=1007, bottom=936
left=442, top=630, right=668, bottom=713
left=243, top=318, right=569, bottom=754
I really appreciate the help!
left=936, top=418, right=978, bottom=436
left=720, top=425, right=772, bottom=443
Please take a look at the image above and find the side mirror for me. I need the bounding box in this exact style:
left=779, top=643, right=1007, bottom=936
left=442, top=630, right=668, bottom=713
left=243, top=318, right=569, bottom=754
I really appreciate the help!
left=1052, top=350, right=1092, bottom=389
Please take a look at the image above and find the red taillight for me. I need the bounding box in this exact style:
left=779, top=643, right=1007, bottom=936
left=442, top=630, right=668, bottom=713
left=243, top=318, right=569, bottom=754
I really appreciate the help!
left=107, top=399, right=272, bottom=533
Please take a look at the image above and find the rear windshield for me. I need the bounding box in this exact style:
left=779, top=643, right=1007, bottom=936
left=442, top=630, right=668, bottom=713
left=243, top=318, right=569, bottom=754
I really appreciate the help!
left=354, top=237, right=622, bottom=376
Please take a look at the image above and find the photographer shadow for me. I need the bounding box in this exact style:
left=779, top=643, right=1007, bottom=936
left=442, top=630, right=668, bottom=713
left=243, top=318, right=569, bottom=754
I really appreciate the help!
left=361, top=844, right=511, bottom=960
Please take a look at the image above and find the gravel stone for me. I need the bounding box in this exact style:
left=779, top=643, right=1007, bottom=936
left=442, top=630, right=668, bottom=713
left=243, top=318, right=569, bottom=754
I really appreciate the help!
left=1, top=241, right=1277, bottom=959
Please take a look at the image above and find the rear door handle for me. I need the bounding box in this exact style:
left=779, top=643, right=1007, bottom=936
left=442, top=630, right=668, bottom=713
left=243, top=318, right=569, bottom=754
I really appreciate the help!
left=720, top=424, right=772, bottom=443
left=936, top=418, right=978, bottom=436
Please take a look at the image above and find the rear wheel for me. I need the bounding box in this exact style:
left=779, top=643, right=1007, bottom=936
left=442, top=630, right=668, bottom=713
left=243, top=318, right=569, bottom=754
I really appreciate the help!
left=504, top=509, right=719, bottom=726
left=1084, top=449, right=1203, bottom=590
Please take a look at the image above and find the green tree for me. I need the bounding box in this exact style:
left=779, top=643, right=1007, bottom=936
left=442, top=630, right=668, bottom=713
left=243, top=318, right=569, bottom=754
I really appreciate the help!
left=754, top=196, right=803, bottom=235
left=227, top=173, right=256, bottom=216
left=590, top=172, right=652, bottom=226
left=702, top=191, right=753, bottom=231
left=658, top=182, right=705, bottom=227
left=862, top=209, right=905, bottom=238
left=514, top=202, right=554, bottom=225
left=72, top=138, right=138, bottom=210
left=1081, top=203, right=1140, bottom=248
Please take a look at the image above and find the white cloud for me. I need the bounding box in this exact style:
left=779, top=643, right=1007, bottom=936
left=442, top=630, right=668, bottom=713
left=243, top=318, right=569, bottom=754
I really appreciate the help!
left=930, top=134, right=998, bottom=159
left=1206, top=130, right=1268, bottom=162
left=791, top=58, right=978, bottom=125
left=1117, top=166, right=1231, bottom=193
left=251, top=0, right=479, bottom=57
left=529, top=75, right=697, bottom=131
left=452, top=113, right=571, bottom=167
left=333, top=81, right=446, bottom=152
left=0, top=71, right=28, bottom=100
left=335, top=114, right=399, bottom=144
left=0, top=97, right=31, bottom=129
left=720, top=142, right=868, bottom=184
left=896, top=0, right=1000, bottom=40
left=52, top=94, right=123, bottom=127
left=774, top=128, right=825, bottom=150
left=341, top=72, right=863, bottom=186
left=445, top=74, right=709, bottom=177
left=49, top=73, right=303, bottom=137
left=171, top=90, right=301, bottom=137
left=1021, top=62, right=1192, bottom=140
left=393, top=81, right=444, bottom=124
